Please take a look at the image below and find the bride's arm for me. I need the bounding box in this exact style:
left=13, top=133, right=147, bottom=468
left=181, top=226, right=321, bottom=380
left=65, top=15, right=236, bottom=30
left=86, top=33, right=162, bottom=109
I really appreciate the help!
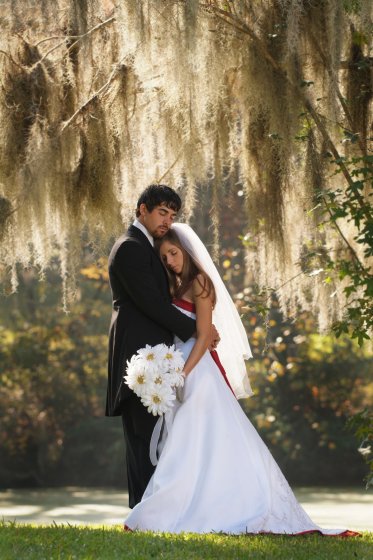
left=183, top=275, right=213, bottom=376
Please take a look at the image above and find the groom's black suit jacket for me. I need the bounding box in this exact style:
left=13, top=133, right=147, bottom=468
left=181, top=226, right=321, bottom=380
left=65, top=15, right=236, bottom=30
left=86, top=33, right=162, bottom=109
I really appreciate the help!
left=106, top=225, right=196, bottom=419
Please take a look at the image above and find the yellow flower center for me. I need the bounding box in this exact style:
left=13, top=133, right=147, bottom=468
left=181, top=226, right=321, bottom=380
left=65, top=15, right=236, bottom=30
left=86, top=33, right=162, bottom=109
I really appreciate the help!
left=154, top=376, right=163, bottom=384
left=136, top=374, right=146, bottom=384
left=146, top=353, right=155, bottom=361
left=165, top=353, right=173, bottom=360
left=152, top=395, right=161, bottom=404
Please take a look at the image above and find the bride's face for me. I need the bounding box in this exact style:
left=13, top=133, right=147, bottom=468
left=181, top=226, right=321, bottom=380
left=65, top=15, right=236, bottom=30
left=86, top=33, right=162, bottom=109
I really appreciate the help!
left=159, top=241, right=184, bottom=275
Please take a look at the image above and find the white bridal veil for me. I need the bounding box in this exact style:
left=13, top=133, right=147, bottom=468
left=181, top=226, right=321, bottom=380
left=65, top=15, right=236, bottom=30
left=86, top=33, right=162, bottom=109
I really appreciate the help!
left=172, top=223, right=253, bottom=399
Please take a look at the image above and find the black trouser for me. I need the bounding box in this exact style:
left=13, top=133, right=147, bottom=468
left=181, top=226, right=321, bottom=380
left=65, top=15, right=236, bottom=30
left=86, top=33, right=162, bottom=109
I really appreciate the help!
left=121, top=393, right=158, bottom=508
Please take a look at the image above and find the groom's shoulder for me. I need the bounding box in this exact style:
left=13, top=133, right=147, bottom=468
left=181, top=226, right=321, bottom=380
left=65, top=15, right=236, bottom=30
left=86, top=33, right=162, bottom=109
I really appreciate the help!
left=109, top=229, right=147, bottom=262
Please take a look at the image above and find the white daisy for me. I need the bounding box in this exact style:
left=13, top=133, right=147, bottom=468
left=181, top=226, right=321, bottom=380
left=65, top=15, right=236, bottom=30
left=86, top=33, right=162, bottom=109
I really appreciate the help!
left=149, top=371, right=166, bottom=386
left=162, top=346, right=185, bottom=373
left=141, top=385, right=176, bottom=416
left=124, top=358, right=151, bottom=397
left=136, top=344, right=166, bottom=372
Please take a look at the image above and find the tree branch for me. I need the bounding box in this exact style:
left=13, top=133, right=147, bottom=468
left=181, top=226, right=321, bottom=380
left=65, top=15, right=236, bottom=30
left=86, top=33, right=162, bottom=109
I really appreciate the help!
left=59, top=2, right=171, bottom=135
left=156, top=149, right=183, bottom=183
left=32, top=16, right=116, bottom=70
left=200, top=4, right=284, bottom=73
left=320, top=194, right=368, bottom=273
left=307, top=27, right=369, bottom=159
left=59, top=61, right=126, bottom=134
left=34, top=35, right=81, bottom=47
left=0, top=50, right=25, bottom=71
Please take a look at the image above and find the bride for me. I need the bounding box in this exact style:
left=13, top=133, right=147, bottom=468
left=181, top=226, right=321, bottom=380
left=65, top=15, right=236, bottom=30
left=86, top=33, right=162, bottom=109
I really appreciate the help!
left=124, top=223, right=356, bottom=536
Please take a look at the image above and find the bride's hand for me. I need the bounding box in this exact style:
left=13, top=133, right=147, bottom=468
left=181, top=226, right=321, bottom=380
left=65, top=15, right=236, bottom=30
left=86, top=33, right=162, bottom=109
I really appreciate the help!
left=208, top=324, right=220, bottom=351
left=176, top=385, right=184, bottom=403
left=176, top=372, right=187, bottom=402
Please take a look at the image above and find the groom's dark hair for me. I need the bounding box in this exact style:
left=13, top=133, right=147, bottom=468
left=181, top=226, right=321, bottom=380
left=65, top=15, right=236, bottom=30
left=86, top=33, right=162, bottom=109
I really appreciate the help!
left=136, top=184, right=182, bottom=217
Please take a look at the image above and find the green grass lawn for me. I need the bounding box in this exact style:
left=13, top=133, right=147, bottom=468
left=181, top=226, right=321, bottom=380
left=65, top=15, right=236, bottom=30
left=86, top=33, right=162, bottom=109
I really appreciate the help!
left=0, top=522, right=372, bottom=560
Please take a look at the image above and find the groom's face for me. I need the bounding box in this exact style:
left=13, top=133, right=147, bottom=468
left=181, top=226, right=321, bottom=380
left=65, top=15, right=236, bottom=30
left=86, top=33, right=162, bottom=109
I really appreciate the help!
left=139, top=203, right=177, bottom=238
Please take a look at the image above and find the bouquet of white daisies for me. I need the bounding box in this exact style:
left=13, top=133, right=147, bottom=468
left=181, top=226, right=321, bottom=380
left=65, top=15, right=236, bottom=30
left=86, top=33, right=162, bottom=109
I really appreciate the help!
left=124, top=344, right=185, bottom=416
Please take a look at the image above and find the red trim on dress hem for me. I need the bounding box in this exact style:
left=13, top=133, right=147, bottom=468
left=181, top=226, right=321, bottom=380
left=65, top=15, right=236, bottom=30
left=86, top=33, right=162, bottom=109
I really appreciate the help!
left=291, top=529, right=361, bottom=537
left=244, top=529, right=361, bottom=538
left=123, top=526, right=359, bottom=536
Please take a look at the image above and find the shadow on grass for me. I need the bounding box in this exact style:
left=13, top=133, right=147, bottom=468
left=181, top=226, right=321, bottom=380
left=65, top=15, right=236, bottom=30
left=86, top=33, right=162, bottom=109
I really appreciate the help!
left=0, top=488, right=129, bottom=525
left=0, top=521, right=371, bottom=560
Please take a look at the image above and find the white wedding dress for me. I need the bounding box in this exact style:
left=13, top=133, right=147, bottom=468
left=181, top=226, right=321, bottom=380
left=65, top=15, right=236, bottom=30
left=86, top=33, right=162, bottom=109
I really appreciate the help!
left=124, top=302, right=354, bottom=535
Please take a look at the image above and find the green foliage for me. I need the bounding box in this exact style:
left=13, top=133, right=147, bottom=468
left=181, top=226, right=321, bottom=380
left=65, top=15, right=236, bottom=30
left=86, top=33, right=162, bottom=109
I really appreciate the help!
left=347, top=409, right=373, bottom=488
left=315, top=155, right=373, bottom=346
left=0, top=522, right=371, bottom=560
left=343, top=0, right=364, bottom=16
left=0, top=261, right=124, bottom=487
left=241, top=301, right=372, bottom=485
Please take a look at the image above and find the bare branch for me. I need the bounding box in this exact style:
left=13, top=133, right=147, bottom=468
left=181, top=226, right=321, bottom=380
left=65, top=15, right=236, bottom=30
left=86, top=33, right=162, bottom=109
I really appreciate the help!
left=156, top=150, right=183, bottom=183
left=200, top=3, right=283, bottom=72
left=307, top=27, right=369, bottom=158
left=33, top=16, right=116, bottom=70
left=321, top=194, right=369, bottom=273
left=59, top=60, right=126, bottom=134
left=34, top=35, right=82, bottom=47
left=59, top=2, right=172, bottom=134
left=0, top=50, right=25, bottom=71
left=304, top=101, right=371, bottom=219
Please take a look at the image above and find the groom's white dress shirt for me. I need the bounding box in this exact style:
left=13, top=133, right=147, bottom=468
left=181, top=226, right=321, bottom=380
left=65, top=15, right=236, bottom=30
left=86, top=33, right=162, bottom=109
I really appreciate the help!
left=133, top=219, right=154, bottom=247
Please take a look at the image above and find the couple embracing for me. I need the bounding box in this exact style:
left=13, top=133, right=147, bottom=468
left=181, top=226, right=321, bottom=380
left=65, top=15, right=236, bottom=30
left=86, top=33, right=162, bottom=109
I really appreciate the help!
left=106, top=184, right=356, bottom=536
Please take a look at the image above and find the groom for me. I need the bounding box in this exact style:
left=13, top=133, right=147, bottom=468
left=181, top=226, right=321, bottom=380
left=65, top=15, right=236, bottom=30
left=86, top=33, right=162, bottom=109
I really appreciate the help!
left=106, top=184, right=198, bottom=508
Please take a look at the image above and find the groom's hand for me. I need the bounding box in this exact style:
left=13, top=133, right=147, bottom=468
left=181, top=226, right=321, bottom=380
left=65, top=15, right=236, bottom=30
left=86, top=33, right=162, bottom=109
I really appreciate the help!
left=208, top=324, right=220, bottom=351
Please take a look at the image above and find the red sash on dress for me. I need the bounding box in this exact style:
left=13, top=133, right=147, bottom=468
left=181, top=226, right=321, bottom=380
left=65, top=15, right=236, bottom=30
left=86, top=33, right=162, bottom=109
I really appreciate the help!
left=173, top=298, right=235, bottom=396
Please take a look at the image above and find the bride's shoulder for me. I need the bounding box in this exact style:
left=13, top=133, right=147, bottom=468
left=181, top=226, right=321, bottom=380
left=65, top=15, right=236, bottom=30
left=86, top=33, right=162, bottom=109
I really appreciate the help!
left=192, top=273, right=213, bottom=301
left=193, top=272, right=207, bottom=285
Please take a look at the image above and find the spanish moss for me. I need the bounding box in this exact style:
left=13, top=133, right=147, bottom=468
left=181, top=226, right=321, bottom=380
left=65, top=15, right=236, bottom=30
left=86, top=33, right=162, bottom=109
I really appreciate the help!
left=0, top=0, right=371, bottom=325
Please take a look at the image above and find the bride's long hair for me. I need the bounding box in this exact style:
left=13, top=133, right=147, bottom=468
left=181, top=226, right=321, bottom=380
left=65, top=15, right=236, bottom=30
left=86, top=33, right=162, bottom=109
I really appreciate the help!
left=156, top=229, right=216, bottom=306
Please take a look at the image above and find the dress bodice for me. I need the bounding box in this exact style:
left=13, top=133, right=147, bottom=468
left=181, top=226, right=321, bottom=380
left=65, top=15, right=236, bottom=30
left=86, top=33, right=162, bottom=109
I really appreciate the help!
left=172, top=298, right=196, bottom=319
left=173, top=298, right=235, bottom=396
